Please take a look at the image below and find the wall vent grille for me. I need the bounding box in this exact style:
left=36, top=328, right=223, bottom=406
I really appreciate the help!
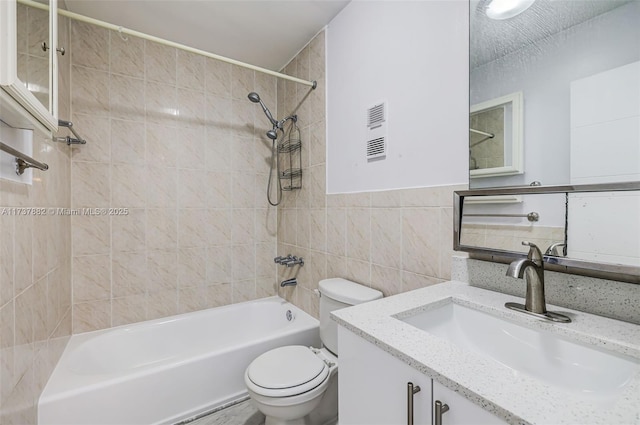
left=367, top=102, right=385, bottom=128
left=366, top=136, right=386, bottom=160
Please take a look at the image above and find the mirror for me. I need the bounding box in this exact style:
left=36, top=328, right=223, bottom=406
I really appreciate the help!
left=470, top=0, right=640, bottom=189
left=454, top=183, right=640, bottom=283
left=460, top=192, right=565, bottom=255
left=16, top=1, right=51, bottom=111
left=467, top=0, right=640, bottom=275
left=469, top=91, right=523, bottom=178
left=567, top=191, right=639, bottom=267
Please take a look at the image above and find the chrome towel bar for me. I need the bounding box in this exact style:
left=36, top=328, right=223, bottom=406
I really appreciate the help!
left=0, top=141, right=49, bottom=175
left=463, top=212, right=540, bottom=222
left=57, top=119, right=87, bottom=145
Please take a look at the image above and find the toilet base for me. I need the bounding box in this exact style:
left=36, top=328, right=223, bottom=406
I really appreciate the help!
left=259, top=373, right=338, bottom=425
left=264, top=415, right=337, bottom=425
left=264, top=415, right=308, bottom=425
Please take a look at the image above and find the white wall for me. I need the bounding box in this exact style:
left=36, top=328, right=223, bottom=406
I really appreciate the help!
left=326, top=1, right=469, bottom=193
left=470, top=1, right=640, bottom=189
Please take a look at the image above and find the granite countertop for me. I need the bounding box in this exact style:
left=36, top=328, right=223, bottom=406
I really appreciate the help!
left=331, top=281, right=640, bottom=425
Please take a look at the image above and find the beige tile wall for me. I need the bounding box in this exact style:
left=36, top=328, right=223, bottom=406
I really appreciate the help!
left=275, top=32, right=465, bottom=317
left=69, top=22, right=279, bottom=332
left=0, top=14, right=73, bottom=424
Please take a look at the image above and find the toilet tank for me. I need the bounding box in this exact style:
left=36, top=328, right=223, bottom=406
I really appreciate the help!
left=318, top=278, right=383, bottom=355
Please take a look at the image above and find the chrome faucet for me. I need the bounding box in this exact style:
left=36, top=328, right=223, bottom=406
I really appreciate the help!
left=545, top=242, right=567, bottom=257
left=505, top=241, right=571, bottom=323
left=506, top=241, right=546, bottom=314
left=280, top=278, right=297, bottom=287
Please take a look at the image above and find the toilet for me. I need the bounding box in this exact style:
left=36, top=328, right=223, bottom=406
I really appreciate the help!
left=244, top=278, right=383, bottom=425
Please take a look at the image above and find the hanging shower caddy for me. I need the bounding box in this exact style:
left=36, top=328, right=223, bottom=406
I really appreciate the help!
left=278, top=118, right=302, bottom=191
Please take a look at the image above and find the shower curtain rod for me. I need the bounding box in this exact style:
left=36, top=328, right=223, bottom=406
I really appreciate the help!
left=469, top=128, right=494, bottom=138
left=18, top=0, right=317, bottom=90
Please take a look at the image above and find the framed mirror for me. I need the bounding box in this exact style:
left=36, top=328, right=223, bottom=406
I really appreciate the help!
left=466, top=0, right=640, bottom=282
left=454, top=182, right=640, bottom=284
left=469, top=91, right=523, bottom=178
left=470, top=0, right=640, bottom=189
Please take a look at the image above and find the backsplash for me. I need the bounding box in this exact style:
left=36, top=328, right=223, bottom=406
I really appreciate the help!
left=452, top=255, right=640, bottom=324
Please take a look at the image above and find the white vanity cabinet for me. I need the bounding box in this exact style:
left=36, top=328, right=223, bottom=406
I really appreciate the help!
left=432, top=381, right=507, bottom=425
left=338, top=326, right=507, bottom=425
left=0, top=0, right=58, bottom=132
left=338, top=327, right=432, bottom=425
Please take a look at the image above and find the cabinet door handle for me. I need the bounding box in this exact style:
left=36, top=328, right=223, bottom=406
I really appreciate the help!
left=41, top=42, right=65, bottom=55
left=407, top=382, right=421, bottom=425
left=435, top=400, right=450, bottom=425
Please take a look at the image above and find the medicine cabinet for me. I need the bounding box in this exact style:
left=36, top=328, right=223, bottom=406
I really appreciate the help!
left=0, top=0, right=58, bottom=132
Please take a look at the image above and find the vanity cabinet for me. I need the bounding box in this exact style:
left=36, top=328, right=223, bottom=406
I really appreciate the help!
left=338, top=327, right=432, bottom=425
left=432, top=381, right=506, bottom=425
left=338, top=327, right=507, bottom=425
left=0, top=0, right=58, bottom=132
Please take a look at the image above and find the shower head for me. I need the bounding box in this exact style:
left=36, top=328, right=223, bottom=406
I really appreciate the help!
left=248, top=92, right=278, bottom=127
left=266, top=129, right=278, bottom=140
left=248, top=92, right=261, bottom=103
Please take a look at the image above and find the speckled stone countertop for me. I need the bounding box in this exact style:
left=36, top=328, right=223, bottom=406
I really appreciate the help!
left=331, top=281, right=640, bottom=425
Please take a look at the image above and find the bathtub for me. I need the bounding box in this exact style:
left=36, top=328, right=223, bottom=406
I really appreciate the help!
left=39, top=296, right=320, bottom=425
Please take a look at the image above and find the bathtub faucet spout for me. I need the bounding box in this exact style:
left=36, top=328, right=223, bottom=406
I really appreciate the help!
left=280, top=278, right=297, bottom=287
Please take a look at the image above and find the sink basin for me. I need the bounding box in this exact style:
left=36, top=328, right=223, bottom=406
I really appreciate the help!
left=399, top=300, right=639, bottom=398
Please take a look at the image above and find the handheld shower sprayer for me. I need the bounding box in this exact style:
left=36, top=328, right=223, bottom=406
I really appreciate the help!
left=248, top=92, right=278, bottom=128
left=248, top=91, right=298, bottom=139
left=248, top=91, right=284, bottom=206
left=248, top=91, right=301, bottom=206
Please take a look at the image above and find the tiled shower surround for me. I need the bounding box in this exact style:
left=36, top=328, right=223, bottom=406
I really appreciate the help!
left=69, top=21, right=279, bottom=331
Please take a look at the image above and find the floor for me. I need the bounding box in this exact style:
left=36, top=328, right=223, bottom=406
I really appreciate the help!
left=185, top=400, right=265, bottom=425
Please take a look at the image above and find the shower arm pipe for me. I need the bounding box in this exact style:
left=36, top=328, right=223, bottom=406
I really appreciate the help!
left=18, top=0, right=318, bottom=90
left=277, top=114, right=298, bottom=129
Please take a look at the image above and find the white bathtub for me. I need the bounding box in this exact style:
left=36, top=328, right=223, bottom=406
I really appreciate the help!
left=39, top=296, right=320, bottom=425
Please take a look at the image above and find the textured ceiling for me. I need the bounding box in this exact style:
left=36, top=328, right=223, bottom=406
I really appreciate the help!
left=64, top=0, right=350, bottom=71
left=470, top=0, right=634, bottom=69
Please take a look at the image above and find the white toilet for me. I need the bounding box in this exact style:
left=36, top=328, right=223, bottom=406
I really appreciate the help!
left=244, top=278, right=383, bottom=425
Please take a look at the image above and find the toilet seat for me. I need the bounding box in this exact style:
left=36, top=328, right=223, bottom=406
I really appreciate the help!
left=246, top=346, right=331, bottom=398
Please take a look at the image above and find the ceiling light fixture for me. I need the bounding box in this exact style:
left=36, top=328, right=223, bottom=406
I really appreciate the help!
left=486, top=0, right=535, bottom=20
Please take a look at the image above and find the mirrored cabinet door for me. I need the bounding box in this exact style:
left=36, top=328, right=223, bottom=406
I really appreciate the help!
left=0, top=0, right=58, bottom=131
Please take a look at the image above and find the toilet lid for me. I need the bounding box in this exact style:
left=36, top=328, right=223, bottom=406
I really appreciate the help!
left=247, top=346, right=328, bottom=390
